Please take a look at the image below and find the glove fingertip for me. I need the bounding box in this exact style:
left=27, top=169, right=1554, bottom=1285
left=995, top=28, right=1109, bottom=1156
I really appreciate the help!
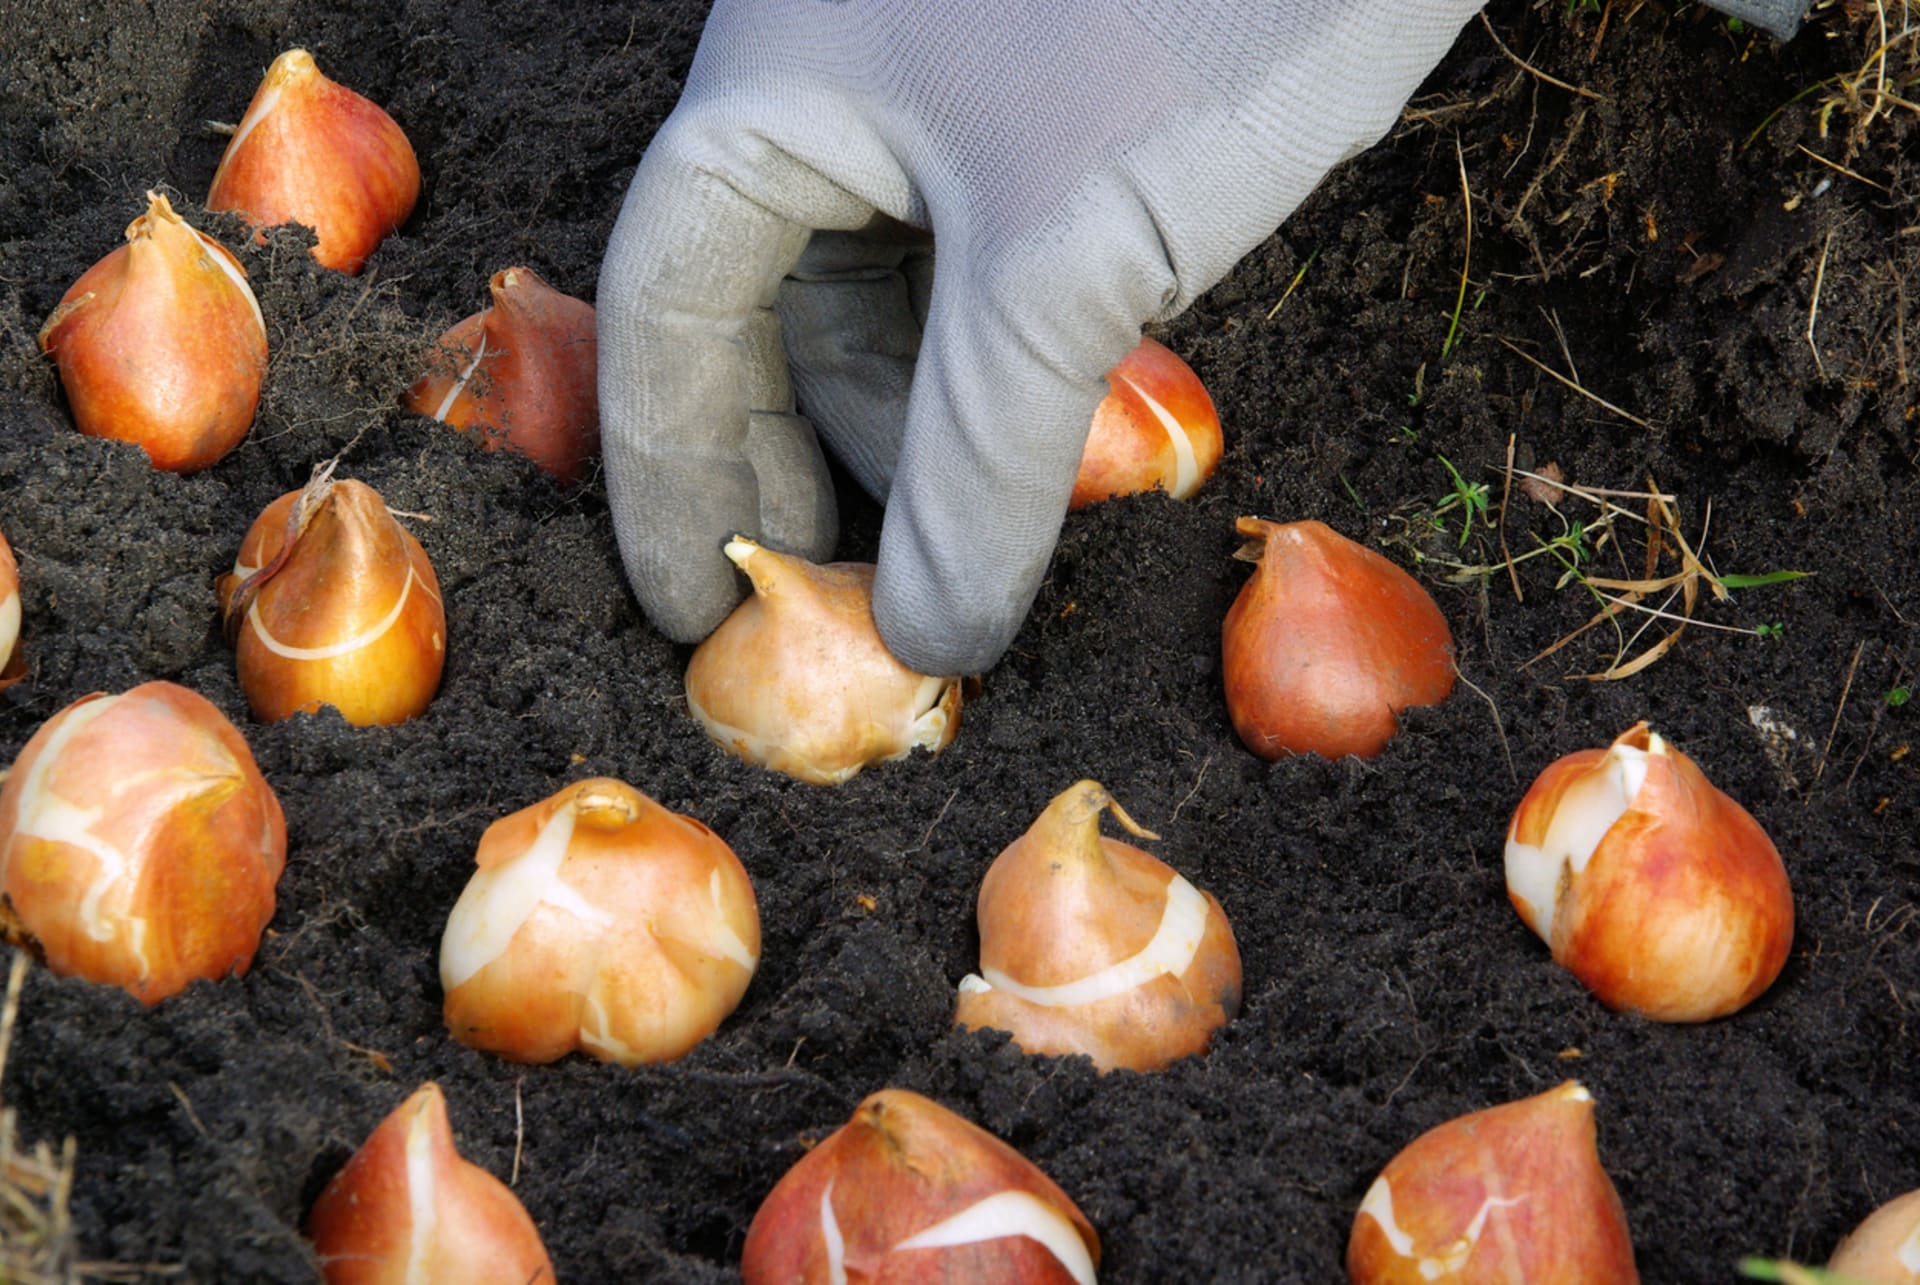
left=871, top=544, right=1016, bottom=678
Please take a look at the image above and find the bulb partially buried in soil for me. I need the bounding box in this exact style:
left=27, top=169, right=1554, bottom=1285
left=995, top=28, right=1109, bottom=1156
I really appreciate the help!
left=306, top=1082, right=554, bottom=1284
left=404, top=266, right=599, bottom=484
left=1505, top=721, right=1794, bottom=1022
left=208, top=48, right=420, bottom=274
left=0, top=681, right=285, bottom=1005
left=1222, top=517, right=1455, bottom=761
left=684, top=537, right=961, bottom=785
left=955, top=780, right=1241, bottom=1072
left=742, top=1088, right=1100, bottom=1284
left=1069, top=336, right=1222, bottom=510
left=440, top=777, right=760, bottom=1066
left=1348, top=1080, right=1639, bottom=1283
left=218, top=471, right=445, bottom=726
left=37, top=191, right=267, bottom=474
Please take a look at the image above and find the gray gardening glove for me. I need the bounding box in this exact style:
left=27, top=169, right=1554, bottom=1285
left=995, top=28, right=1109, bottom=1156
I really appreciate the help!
left=1707, top=0, right=1809, bottom=40
left=599, top=0, right=1486, bottom=677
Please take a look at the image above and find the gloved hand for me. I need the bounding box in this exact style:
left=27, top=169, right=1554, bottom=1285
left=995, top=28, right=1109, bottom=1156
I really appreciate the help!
left=598, top=0, right=1485, bottom=677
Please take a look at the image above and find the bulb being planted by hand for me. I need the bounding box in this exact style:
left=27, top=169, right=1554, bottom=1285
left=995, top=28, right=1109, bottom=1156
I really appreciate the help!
left=685, top=537, right=961, bottom=785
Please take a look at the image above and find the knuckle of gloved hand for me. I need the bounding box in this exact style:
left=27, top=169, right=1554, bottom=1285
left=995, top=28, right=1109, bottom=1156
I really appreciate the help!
left=643, top=105, right=760, bottom=193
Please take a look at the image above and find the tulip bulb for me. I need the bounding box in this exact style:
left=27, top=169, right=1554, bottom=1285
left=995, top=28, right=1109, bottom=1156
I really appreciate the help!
left=955, top=780, right=1240, bottom=1072
left=1829, top=1187, right=1920, bottom=1283
left=307, top=1082, right=554, bottom=1285
left=207, top=48, right=420, bottom=274
left=441, top=777, right=760, bottom=1066
left=0, top=529, right=21, bottom=688
left=742, top=1089, right=1100, bottom=1285
left=1222, top=517, right=1455, bottom=760
left=1069, top=336, right=1223, bottom=510
left=684, top=537, right=962, bottom=785
left=37, top=191, right=266, bottom=473
left=218, top=471, right=445, bottom=726
left=0, top=681, right=285, bottom=1005
left=1505, top=722, right=1794, bottom=1022
left=404, top=267, right=599, bottom=483
left=1348, top=1081, right=1638, bottom=1284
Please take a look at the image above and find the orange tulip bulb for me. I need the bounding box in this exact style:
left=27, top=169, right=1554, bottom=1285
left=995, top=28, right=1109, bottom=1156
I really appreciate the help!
left=1222, top=517, right=1454, bottom=760
left=1505, top=722, right=1794, bottom=1022
left=742, top=1089, right=1100, bottom=1284
left=1348, top=1081, right=1638, bottom=1284
left=218, top=472, right=445, bottom=726
left=208, top=48, right=420, bottom=274
left=0, top=681, right=286, bottom=1004
left=405, top=266, right=599, bottom=483
left=37, top=191, right=266, bottom=473
left=955, top=780, right=1241, bottom=1072
left=307, top=1083, right=554, bottom=1285
left=440, top=777, right=760, bottom=1066
left=1069, top=336, right=1223, bottom=510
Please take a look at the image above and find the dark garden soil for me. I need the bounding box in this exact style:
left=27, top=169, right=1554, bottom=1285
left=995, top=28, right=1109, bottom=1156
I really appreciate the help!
left=0, top=0, right=1916, bottom=1280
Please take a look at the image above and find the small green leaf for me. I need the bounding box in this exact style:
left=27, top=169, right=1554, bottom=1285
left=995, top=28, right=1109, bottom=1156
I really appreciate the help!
left=1740, top=1255, right=1886, bottom=1284
left=1719, top=570, right=1813, bottom=589
left=1339, top=474, right=1366, bottom=514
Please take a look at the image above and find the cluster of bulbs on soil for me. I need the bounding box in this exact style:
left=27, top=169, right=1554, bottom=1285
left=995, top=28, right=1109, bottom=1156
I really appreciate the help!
left=1, top=42, right=1901, bottom=1285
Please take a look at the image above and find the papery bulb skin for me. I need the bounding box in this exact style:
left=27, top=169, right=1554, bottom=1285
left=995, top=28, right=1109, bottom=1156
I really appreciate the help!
left=1069, top=336, right=1223, bottom=510
left=1829, top=1187, right=1920, bottom=1283
left=307, top=1082, right=554, bottom=1285
left=684, top=537, right=962, bottom=785
left=742, top=1089, right=1100, bottom=1285
left=218, top=474, right=445, bottom=727
left=37, top=192, right=267, bottom=473
left=1222, top=518, right=1454, bottom=760
left=0, top=681, right=286, bottom=1005
left=1504, top=722, right=1794, bottom=1022
left=404, top=267, right=599, bottom=483
left=0, top=529, right=21, bottom=688
left=955, top=780, right=1241, bottom=1073
left=440, top=777, right=760, bottom=1066
left=1347, top=1081, right=1638, bottom=1284
left=207, top=48, right=420, bottom=274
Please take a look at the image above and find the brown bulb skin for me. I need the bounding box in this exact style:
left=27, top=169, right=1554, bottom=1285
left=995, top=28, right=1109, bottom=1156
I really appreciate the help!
left=38, top=192, right=267, bottom=473
left=405, top=267, right=599, bottom=483
left=956, top=780, right=1241, bottom=1072
left=1348, top=1081, right=1638, bottom=1284
left=307, top=1083, right=554, bottom=1285
left=208, top=48, right=419, bottom=274
left=1223, top=517, right=1454, bottom=760
left=742, top=1089, right=1100, bottom=1285
left=0, top=682, right=285, bottom=1005
left=1070, top=336, right=1223, bottom=510
left=218, top=476, right=445, bottom=726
